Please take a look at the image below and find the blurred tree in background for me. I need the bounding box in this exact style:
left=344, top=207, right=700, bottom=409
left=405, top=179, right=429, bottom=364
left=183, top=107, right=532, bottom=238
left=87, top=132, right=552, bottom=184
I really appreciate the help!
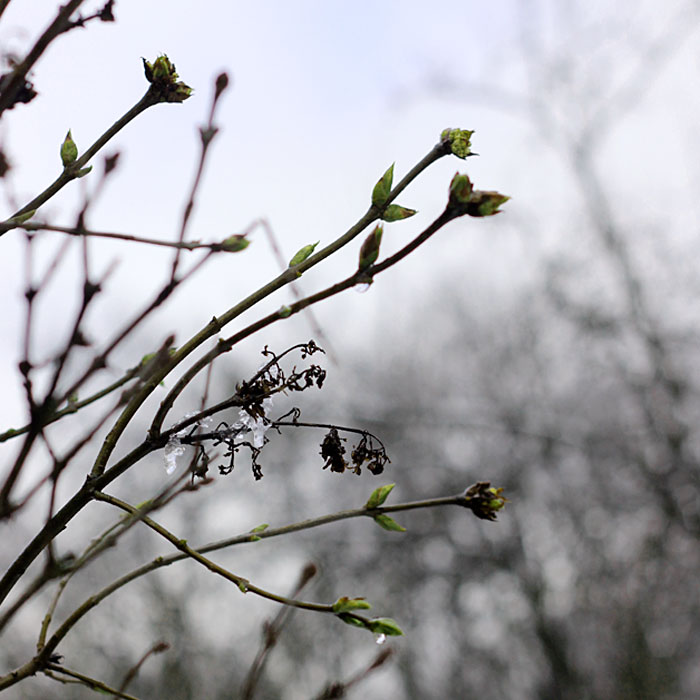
left=2, top=1, right=700, bottom=699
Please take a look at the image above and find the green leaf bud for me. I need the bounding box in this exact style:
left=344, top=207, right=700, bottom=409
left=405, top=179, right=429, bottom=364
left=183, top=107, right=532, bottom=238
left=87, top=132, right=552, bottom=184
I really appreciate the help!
left=289, top=241, right=319, bottom=267
left=373, top=514, right=406, bottom=532
left=448, top=172, right=473, bottom=205
left=368, top=617, right=404, bottom=637
left=333, top=597, right=372, bottom=614
left=382, top=204, right=417, bottom=222
left=142, top=54, right=193, bottom=103
left=358, top=225, right=383, bottom=271
left=278, top=305, right=293, bottom=318
left=447, top=175, right=509, bottom=218
left=60, top=130, right=78, bottom=167
left=365, top=483, right=395, bottom=509
left=76, top=166, right=92, bottom=178
left=440, top=128, right=475, bottom=159
left=220, top=234, right=250, bottom=252
left=250, top=523, right=269, bottom=533
left=372, top=163, right=394, bottom=207
left=468, top=190, right=510, bottom=216
left=6, top=209, right=36, bottom=226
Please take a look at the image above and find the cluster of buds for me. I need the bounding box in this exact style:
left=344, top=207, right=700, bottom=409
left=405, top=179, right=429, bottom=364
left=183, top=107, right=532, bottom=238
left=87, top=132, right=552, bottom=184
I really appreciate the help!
left=448, top=173, right=509, bottom=217
left=142, top=55, right=192, bottom=103
left=462, top=481, right=508, bottom=521
left=440, top=127, right=475, bottom=159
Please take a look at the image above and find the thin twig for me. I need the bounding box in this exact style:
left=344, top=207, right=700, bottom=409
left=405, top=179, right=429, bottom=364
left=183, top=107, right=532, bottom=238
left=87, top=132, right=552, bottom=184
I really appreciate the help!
left=117, top=641, right=170, bottom=696
left=17, top=221, right=243, bottom=250
left=1, top=89, right=159, bottom=232
left=241, top=562, right=318, bottom=700
left=259, top=217, right=339, bottom=364
left=0, top=139, right=453, bottom=619
left=0, top=369, right=138, bottom=443
left=93, top=491, right=335, bottom=613
left=0, top=486, right=481, bottom=690
left=149, top=208, right=456, bottom=437
left=45, top=663, right=141, bottom=700
left=0, top=0, right=87, bottom=117
left=170, top=72, right=229, bottom=281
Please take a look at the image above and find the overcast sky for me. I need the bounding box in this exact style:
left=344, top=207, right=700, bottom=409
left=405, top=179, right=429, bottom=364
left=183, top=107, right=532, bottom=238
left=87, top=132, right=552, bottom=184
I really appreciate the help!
left=1, top=0, right=699, bottom=428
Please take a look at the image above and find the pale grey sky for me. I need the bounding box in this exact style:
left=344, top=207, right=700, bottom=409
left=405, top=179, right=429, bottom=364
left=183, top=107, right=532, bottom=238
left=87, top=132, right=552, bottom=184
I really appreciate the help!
left=1, top=0, right=698, bottom=427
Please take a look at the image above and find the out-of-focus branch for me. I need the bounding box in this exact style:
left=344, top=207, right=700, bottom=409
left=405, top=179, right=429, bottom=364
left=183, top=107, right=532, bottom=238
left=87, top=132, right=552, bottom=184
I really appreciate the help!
left=0, top=369, right=138, bottom=443
left=45, top=663, right=140, bottom=700
left=95, top=141, right=454, bottom=475
left=170, top=72, right=229, bottom=282
left=0, top=0, right=87, bottom=116
left=116, top=641, right=170, bottom=697
left=0, top=481, right=504, bottom=690
left=147, top=208, right=458, bottom=438
left=241, top=562, right=318, bottom=700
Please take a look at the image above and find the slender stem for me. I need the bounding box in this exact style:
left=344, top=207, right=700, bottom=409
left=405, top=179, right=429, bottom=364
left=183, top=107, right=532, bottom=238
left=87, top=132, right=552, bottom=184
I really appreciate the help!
left=102, top=143, right=450, bottom=468
left=1, top=90, right=158, bottom=234
left=16, top=222, right=229, bottom=250
left=0, top=141, right=452, bottom=616
left=45, top=664, right=141, bottom=700
left=93, top=492, right=334, bottom=613
left=241, top=562, right=316, bottom=700
left=150, top=208, right=456, bottom=436
left=0, top=482, right=478, bottom=691
left=0, top=0, right=87, bottom=116
left=0, top=370, right=137, bottom=443
left=169, top=79, right=227, bottom=281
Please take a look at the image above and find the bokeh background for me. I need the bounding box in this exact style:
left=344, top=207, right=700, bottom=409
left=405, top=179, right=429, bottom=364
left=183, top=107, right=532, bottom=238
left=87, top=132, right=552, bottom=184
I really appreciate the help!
left=2, top=1, right=700, bottom=698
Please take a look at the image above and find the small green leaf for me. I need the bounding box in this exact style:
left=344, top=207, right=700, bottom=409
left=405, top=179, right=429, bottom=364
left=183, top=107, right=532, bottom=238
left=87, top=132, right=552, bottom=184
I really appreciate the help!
left=373, top=514, right=406, bottom=532
left=250, top=523, right=269, bottom=533
left=365, top=483, right=395, bottom=509
left=368, top=617, right=404, bottom=637
left=333, top=597, right=372, bottom=614
left=76, top=165, right=92, bottom=178
left=289, top=241, right=319, bottom=267
left=60, top=130, right=78, bottom=167
left=372, top=163, right=394, bottom=207
left=382, top=204, right=416, bottom=222
left=249, top=535, right=261, bottom=542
